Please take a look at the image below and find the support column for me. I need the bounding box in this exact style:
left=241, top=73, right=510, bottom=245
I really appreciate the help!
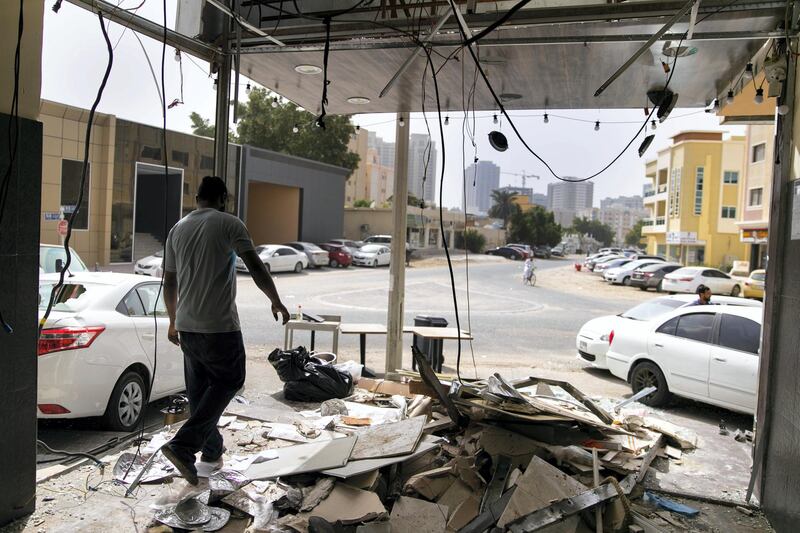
left=385, top=112, right=409, bottom=375
left=213, top=19, right=231, bottom=179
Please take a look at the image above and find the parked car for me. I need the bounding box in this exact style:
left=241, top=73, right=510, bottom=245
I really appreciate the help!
left=37, top=272, right=185, bottom=430
left=594, top=258, right=631, bottom=276
left=485, top=246, right=524, bottom=260
left=551, top=246, right=564, bottom=257
left=576, top=294, right=761, bottom=370
left=285, top=241, right=329, bottom=268
left=629, top=254, right=666, bottom=261
left=134, top=250, right=163, bottom=276
left=328, top=238, right=363, bottom=252
left=507, top=243, right=533, bottom=258
left=235, top=245, right=308, bottom=273
left=318, top=243, right=352, bottom=268
left=363, top=235, right=413, bottom=251
left=599, top=247, right=624, bottom=254
left=606, top=305, right=763, bottom=414
left=630, top=263, right=683, bottom=291
left=603, top=258, right=664, bottom=285
left=583, top=253, right=620, bottom=271
left=40, top=244, right=88, bottom=274
left=742, top=269, right=766, bottom=299
left=353, top=244, right=391, bottom=267
left=533, top=245, right=552, bottom=259
left=586, top=254, right=623, bottom=272
left=662, top=267, right=742, bottom=296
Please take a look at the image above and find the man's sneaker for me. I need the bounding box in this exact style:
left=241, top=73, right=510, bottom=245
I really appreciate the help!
left=200, top=446, right=226, bottom=465
left=162, top=444, right=199, bottom=486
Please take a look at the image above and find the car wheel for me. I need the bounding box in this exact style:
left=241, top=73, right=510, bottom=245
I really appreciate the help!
left=656, top=280, right=664, bottom=292
left=294, top=262, right=303, bottom=273
left=731, top=285, right=741, bottom=297
left=639, top=286, right=648, bottom=291
left=372, top=260, right=378, bottom=268
left=330, top=259, right=339, bottom=268
left=622, top=276, right=631, bottom=286
left=630, top=361, right=670, bottom=407
left=264, top=263, right=271, bottom=274
left=103, top=370, right=146, bottom=431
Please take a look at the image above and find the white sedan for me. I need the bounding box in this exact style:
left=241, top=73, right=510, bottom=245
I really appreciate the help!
left=606, top=306, right=763, bottom=414
left=603, top=259, right=664, bottom=285
left=284, top=241, right=329, bottom=268
left=38, top=273, right=185, bottom=430
left=662, top=266, right=743, bottom=297
left=576, top=294, right=761, bottom=369
left=235, top=245, right=308, bottom=274
left=134, top=250, right=163, bottom=276
left=353, top=244, right=391, bottom=267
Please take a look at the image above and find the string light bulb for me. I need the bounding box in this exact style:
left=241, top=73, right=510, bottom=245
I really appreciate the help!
left=174, top=49, right=181, bottom=62
left=245, top=82, right=252, bottom=95
left=743, top=63, right=754, bottom=80
left=356, top=125, right=360, bottom=131
left=754, top=88, right=764, bottom=104
left=543, top=113, right=549, bottom=124
left=213, top=78, right=218, bottom=91
left=444, top=116, right=450, bottom=126
left=650, top=120, right=657, bottom=131
left=778, top=103, right=790, bottom=115
left=292, top=124, right=299, bottom=133
left=726, top=90, right=735, bottom=105
left=712, top=99, right=720, bottom=112
left=398, top=117, right=405, bottom=127
left=271, top=97, right=279, bottom=108
left=594, top=121, right=600, bottom=131
left=493, top=114, right=498, bottom=124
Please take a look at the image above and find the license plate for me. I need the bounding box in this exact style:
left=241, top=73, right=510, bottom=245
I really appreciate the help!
left=579, top=341, right=587, bottom=350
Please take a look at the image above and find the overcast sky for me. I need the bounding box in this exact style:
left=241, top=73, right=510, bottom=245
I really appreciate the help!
left=42, top=1, right=745, bottom=208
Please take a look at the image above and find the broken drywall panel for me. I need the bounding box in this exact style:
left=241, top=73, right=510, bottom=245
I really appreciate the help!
left=225, top=402, right=304, bottom=423
left=320, top=435, right=441, bottom=478
left=389, top=496, right=449, bottom=533
left=350, top=416, right=427, bottom=460
left=447, top=494, right=481, bottom=531
left=245, top=436, right=356, bottom=479
left=478, top=426, right=545, bottom=469
left=497, top=456, right=589, bottom=528
left=437, top=479, right=474, bottom=518
left=404, top=467, right=455, bottom=500
left=344, top=470, right=382, bottom=491
left=302, top=483, right=388, bottom=525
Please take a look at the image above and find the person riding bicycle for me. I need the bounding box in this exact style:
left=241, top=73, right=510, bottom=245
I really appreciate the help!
left=523, top=257, right=534, bottom=284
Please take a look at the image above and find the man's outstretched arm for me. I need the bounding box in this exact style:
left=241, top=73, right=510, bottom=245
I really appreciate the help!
left=164, top=270, right=180, bottom=345
left=241, top=250, right=290, bottom=324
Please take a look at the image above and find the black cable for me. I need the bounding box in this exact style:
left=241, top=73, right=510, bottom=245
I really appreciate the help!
left=37, top=439, right=104, bottom=467
left=39, top=12, right=114, bottom=338
left=462, top=0, right=532, bottom=48
left=0, top=0, right=24, bottom=334
left=315, top=16, right=332, bottom=129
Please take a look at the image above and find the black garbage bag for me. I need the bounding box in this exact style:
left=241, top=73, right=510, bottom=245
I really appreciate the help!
left=283, top=364, right=354, bottom=403
left=268, top=346, right=312, bottom=382
left=268, top=346, right=354, bottom=402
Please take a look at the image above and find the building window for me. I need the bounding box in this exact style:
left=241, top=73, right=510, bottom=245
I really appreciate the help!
left=694, top=167, right=704, bottom=215
left=60, top=159, right=90, bottom=230
left=723, top=171, right=739, bottom=184
left=749, top=187, right=764, bottom=207
left=200, top=155, right=214, bottom=170
left=721, top=206, right=737, bottom=219
left=141, top=146, right=162, bottom=160
left=171, top=150, right=190, bottom=166
left=751, top=143, right=766, bottom=163
left=669, top=167, right=681, bottom=218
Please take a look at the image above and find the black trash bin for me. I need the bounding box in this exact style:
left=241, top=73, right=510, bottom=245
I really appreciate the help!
left=412, top=315, right=448, bottom=373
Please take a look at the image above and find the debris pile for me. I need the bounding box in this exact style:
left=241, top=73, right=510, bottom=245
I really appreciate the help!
left=113, top=354, right=705, bottom=532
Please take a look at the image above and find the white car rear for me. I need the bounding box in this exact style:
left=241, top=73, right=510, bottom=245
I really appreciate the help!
left=604, top=259, right=664, bottom=285
left=662, top=266, right=742, bottom=296
left=606, top=305, right=762, bottom=414
left=37, top=273, right=185, bottom=430
left=353, top=244, right=391, bottom=267
left=576, top=294, right=762, bottom=369
left=134, top=250, right=163, bottom=276
left=235, top=245, right=309, bottom=273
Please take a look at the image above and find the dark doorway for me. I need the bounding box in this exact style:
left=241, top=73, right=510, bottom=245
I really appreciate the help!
left=133, top=162, right=182, bottom=261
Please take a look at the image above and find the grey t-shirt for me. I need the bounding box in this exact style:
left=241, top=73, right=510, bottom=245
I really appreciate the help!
left=163, top=208, right=255, bottom=333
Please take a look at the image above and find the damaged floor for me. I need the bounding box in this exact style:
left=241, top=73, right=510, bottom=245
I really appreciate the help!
left=4, top=358, right=773, bottom=533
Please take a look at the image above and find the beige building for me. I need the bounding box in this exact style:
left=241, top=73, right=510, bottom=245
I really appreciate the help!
left=736, top=124, right=774, bottom=270
left=345, top=128, right=394, bottom=206
left=343, top=206, right=465, bottom=249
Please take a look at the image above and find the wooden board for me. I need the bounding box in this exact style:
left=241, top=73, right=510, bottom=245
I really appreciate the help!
left=350, top=415, right=427, bottom=460
left=389, top=496, right=449, bottom=533
left=320, top=436, right=441, bottom=478
left=245, top=436, right=357, bottom=479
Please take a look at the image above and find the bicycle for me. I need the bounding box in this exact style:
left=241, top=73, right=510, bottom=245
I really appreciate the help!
left=523, top=267, right=537, bottom=287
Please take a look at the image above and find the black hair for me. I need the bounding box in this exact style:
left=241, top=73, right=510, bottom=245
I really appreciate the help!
left=697, top=284, right=710, bottom=295
left=197, top=175, right=228, bottom=202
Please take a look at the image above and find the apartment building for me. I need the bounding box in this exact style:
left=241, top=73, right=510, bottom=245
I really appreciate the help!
left=642, top=131, right=747, bottom=268
left=465, top=160, right=500, bottom=214
left=736, top=124, right=774, bottom=270
left=548, top=180, right=593, bottom=227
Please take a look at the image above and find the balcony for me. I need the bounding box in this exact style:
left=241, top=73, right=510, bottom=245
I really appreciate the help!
left=642, top=216, right=666, bottom=234
left=644, top=188, right=667, bottom=204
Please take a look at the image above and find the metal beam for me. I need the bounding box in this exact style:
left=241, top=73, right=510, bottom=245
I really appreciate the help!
left=206, top=0, right=285, bottom=46
left=66, top=0, right=219, bottom=61
left=214, top=17, right=232, bottom=178
left=236, top=30, right=789, bottom=53
left=385, top=112, right=410, bottom=376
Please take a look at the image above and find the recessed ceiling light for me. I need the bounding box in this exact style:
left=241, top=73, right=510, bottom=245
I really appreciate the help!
left=499, top=93, right=522, bottom=102
left=347, top=96, right=371, bottom=105
left=294, top=64, right=323, bottom=75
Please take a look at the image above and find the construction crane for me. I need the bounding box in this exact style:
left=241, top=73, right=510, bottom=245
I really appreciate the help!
left=501, top=171, right=540, bottom=190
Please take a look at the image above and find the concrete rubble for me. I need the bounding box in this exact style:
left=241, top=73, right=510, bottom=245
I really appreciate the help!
left=17, top=356, right=776, bottom=533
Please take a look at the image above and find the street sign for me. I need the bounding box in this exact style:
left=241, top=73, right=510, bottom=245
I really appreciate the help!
left=57, top=220, right=69, bottom=237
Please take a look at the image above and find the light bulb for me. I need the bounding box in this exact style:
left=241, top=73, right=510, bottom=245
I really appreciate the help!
left=493, top=114, right=498, bottom=124
left=594, top=121, right=600, bottom=131
left=292, top=124, right=299, bottom=133
left=245, top=83, right=252, bottom=95
left=650, top=120, right=657, bottom=131
left=356, top=125, right=360, bottom=131
left=778, top=103, right=790, bottom=115
left=726, top=90, right=734, bottom=105
left=754, top=88, right=764, bottom=104
left=444, top=116, right=449, bottom=126
left=712, top=99, right=720, bottom=111
left=213, top=78, right=217, bottom=91
left=399, top=117, right=405, bottom=127
left=743, top=63, right=754, bottom=80
left=174, top=49, right=181, bottom=62
left=543, top=113, right=549, bottom=124
left=271, top=97, right=279, bottom=108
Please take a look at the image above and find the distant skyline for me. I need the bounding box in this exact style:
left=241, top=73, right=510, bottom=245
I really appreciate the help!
left=42, top=3, right=747, bottom=210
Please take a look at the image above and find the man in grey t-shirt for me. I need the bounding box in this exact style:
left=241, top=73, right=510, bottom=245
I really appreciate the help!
left=161, top=176, right=289, bottom=484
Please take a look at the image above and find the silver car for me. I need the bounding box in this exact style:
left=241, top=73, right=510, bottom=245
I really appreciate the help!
left=284, top=241, right=329, bottom=268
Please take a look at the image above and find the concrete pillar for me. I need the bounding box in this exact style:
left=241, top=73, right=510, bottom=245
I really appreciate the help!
left=213, top=19, right=231, bottom=179
left=385, top=113, right=409, bottom=374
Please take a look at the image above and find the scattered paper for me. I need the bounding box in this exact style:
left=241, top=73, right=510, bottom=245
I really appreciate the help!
left=228, top=420, right=249, bottom=431
left=217, top=415, right=236, bottom=428
left=228, top=450, right=279, bottom=472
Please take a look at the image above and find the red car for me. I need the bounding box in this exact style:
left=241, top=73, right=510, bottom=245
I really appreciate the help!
left=319, top=243, right=352, bottom=268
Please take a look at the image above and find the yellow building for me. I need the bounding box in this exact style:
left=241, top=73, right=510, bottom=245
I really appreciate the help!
left=735, top=124, right=774, bottom=270
left=643, top=131, right=747, bottom=268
